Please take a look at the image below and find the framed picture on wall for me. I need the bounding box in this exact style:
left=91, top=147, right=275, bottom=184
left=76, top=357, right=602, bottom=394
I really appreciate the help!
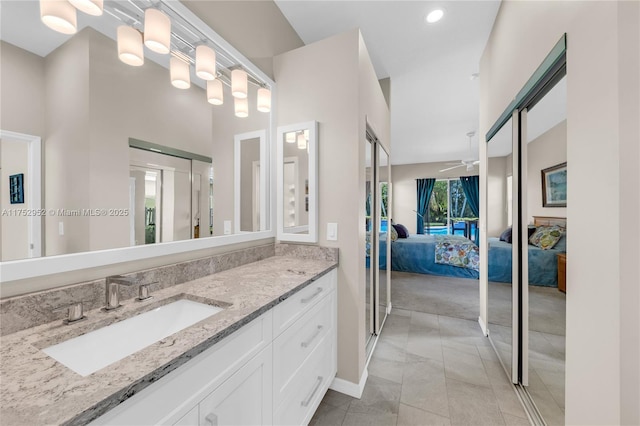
left=9, top=173, right=24, bottom=204
left=541, top=162, right=567, bottom=207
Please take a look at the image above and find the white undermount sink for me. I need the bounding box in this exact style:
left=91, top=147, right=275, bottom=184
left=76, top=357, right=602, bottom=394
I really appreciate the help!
left=43, top=299, right=224, bottom=377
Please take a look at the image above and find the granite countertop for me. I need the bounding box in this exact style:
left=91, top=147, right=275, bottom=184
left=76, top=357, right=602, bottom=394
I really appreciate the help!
left=0, top=255, right=337, bottom=426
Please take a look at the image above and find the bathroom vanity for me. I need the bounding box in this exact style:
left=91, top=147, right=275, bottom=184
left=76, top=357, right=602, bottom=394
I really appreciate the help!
left=0, top=249, right=337, bottom=425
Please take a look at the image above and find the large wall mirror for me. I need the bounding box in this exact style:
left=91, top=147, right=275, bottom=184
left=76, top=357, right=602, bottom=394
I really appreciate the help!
left=276, top=121, right=318, bottom=243
left=0, top=0, right=274, bottom=286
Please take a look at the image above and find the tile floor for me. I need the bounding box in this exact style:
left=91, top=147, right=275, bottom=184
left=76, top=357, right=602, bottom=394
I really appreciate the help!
left=310, top=308, right=530, bottom=426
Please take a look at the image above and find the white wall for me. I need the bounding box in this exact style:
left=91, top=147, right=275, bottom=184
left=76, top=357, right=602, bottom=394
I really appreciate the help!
left=274, top=29, right=390, bottom=387
left=527, top=120, right=567, bottom=222
left=480, top=1, right=640, bottom=424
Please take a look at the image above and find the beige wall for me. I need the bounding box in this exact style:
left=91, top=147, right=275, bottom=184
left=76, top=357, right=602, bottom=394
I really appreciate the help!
left=527, top=120, right=567, bottom=222
left=182, top=0, right=304, bottom=79
left=480, top=1, right=640, bottom=424
left=0, top=41, right=46, bottom=137
left=391, top=161, right=480, bottom=235
left=274, top=29, right=390, bottom=386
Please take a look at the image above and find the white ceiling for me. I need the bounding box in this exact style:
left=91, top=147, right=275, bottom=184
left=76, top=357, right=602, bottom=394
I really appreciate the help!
left=274, top=0, right=502, bottom=165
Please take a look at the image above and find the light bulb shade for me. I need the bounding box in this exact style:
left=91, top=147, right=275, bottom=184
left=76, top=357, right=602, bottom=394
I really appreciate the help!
left=117, top=26, right=144, bottom=66
left=257, top=87, right=271, bottom=112
left=207, top=79, right=224, bottom=105
left=231, top=69, right=248, bottom=99
left=144, top=8, right=171, bottom=54
left=196, top=45, right=216, bottom=81
left=297, top=133, right=307, bottom=149
left=170, top=57, right=190, bottom=89
left=40, top=0, right=77, bottom=35
left=285, top=132, right=296, bottom=143
left=234, top=97, right=249, bottom=118
left=69, top=0, right=103, bottom=16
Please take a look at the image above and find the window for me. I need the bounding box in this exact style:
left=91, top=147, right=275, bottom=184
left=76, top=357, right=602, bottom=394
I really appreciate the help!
left=425, top=178, right=478, bottom=235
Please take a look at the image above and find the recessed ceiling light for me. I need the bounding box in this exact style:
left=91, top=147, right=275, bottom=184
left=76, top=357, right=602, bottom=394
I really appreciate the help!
left=426, top=9, right=444, bottom=24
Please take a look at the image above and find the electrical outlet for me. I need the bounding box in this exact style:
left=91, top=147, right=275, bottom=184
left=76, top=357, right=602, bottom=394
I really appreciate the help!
left=58, top=221, right=64, bottom=236
left=224, top=220, right=231, bottom=235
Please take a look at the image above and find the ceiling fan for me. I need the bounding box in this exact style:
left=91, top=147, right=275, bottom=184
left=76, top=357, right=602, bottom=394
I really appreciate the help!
left=439, top=131, right=480, bottom=172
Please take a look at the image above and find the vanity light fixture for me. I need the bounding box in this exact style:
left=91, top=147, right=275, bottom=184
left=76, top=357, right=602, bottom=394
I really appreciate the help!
left=231, top=69, right=248, bottom=99
left=207, top=79, right=224, bottom=105
left=144, top=8, right=171, bottom=54
left=117, top=26, right=144, bottom=66
left=196, top=45, right=216, bottom=80
left=285, top=132, right=296, bottom=143
left=40, top=0, right=78, bottom=35
left=170, top=56, right=191, bottom=89
left=69, top=0, right=103, bottom=16
left=257, top=87, right=271, bottom=113
left=234, top=97, right=249, bottom=118
left=297, top=133, right=307, bottom=150
left=426, top=8, right=444, bottom=23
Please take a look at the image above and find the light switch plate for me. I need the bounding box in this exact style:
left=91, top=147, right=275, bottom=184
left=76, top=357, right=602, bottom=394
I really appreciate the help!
left=224, top=220, right=232, bottom=235
left=327, top=223, right=338, bottom=241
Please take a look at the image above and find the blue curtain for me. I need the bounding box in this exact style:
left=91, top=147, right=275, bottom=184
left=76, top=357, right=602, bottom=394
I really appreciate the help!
left=416, top=178, right=436, bottom=234
left=459, top=175, right=480, bottom=217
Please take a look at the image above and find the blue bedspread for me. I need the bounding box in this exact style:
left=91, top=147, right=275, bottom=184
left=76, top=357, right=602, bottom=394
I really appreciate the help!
left=487, top=237, right=563, bottom=287
left=375, top=235, right=564, bottom=287
left=381, top=235, right=479, bottom=279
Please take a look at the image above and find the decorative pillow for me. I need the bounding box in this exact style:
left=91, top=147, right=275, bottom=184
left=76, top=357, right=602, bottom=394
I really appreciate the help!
left=529, top=225, right=564, bottom=250
left=389, top=225, right=398, bottom=241
left=499, top=227, right=512, bottom=243
left=393, top=223, right=409, bottom=238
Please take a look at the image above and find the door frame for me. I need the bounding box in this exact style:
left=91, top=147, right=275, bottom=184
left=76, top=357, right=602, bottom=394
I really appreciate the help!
left=0, top=130, right=42, bottom=259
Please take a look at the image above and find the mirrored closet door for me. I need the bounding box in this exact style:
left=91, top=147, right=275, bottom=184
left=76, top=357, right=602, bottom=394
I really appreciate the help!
left=485, top=34, right=566, bottom=426
left=363, top=124, right=391, bottom=355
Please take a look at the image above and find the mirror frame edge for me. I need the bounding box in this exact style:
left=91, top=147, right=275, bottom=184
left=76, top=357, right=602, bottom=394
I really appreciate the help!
left=276, top=120, right=318, bottom=243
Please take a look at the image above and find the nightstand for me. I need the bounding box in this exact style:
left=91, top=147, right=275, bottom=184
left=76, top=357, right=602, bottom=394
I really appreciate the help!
left=557, top=253, right=566, bottom=293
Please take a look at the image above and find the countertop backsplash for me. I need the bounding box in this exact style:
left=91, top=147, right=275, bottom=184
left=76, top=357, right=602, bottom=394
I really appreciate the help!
left=0, top=243, right=276, bottom=336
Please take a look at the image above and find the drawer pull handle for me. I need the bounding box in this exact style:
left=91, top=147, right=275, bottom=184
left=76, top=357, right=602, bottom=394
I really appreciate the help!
left=301, top=325, right=324, bottom=348
left=301, top=287, right=323, bottom=304
left=301, top=376, right=323, bottom=407
left=205, top=413, right=218, bottom=426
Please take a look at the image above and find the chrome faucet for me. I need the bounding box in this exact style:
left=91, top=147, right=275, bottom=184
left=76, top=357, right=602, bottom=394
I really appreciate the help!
left=104, top=275, right=137, bottom=310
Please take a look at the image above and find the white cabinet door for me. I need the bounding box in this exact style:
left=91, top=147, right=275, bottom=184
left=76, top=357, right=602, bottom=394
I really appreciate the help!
left=199, top=346, right=273, bottom=426
left=173, top=406, right=198, bottom=426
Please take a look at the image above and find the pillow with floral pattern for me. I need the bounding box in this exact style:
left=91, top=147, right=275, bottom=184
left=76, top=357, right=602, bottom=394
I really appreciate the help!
left=528, top=225, right=564, bottom=250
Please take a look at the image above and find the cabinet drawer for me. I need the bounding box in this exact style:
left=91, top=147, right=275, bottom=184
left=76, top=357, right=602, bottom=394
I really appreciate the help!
left=274, top=332, right=335, bottom=426
left=273, top=292, right=333, bottom=407
left=91, top=311, right=272, bottom=426
left=199, top=346, right=272, bottom=426
left=173, top=406, right=198, bottom=426
left=273, top=269, right=336, bottom=336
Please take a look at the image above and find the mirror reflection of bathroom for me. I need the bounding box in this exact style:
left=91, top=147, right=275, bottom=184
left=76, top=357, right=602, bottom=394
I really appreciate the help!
left=0, top=0, right=271, bottom=261
left=525, top=75, right=567, bottom=425
left=487, top=116, right=514, bottom=376
left=282, top=130, right=310, bottom=235
left=129, top=145, right=213, bottom=245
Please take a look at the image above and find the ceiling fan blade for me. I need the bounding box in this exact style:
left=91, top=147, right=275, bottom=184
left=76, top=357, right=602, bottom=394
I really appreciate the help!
left=439, top=164, right=465, bottom=172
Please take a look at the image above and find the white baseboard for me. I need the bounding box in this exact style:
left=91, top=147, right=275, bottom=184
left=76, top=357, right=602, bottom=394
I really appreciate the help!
left=478, top=316, right=489, bottom=337
left=329, top=368, right=368, bottom=399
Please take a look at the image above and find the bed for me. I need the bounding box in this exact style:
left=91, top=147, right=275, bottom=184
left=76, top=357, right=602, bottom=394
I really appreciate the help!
left=379, top=216, right=566, bottom=287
